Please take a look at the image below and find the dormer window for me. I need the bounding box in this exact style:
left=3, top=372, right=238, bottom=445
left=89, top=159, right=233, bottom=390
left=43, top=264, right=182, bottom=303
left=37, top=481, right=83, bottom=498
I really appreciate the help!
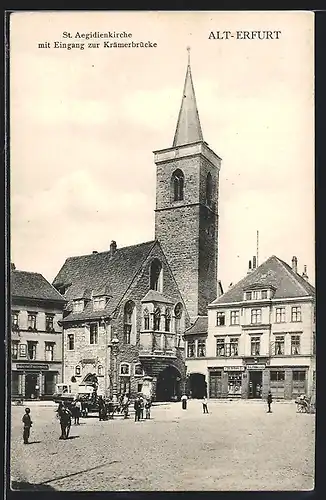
left=73, top=300, right=84, bottom=313
left=93, top=296, right=106, bottom=311
left=150, top=259, right=163, bottom=292
left=245, top=291, right=252, bottom=300
left=261, top=290, right=268, bottom=299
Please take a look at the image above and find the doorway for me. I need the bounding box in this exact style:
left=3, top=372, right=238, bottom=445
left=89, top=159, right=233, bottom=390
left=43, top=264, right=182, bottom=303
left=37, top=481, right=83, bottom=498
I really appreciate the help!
left=189, top=373, right=207, bottom=398
left=25, top=373, right=38, bottom=399
left=249, top=371, right=262, bottom=399
left=155, top=366, right=181, bottom=402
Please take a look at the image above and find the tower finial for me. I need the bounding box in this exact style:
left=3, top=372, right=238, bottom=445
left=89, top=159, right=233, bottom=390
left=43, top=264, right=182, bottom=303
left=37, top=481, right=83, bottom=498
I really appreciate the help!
left=186, top=46, right=191, bottom=66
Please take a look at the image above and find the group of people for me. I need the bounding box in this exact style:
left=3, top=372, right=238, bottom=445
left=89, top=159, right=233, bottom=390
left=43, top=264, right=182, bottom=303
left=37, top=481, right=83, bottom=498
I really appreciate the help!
left=134, top=395, right=152, bottom=421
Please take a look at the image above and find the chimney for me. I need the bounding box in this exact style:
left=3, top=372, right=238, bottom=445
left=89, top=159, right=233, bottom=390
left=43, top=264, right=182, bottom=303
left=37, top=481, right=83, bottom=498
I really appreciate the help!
left=292, top=256, right=298, bottom=274
left=252, top=256, right=257, bottom=269
left=302, top=265, right=309, bottom=280
left=11, top=263, right=16, bottom=271
left=110, top=240, right=117, bottom=257
left=247, top=260, right=252, bottom=274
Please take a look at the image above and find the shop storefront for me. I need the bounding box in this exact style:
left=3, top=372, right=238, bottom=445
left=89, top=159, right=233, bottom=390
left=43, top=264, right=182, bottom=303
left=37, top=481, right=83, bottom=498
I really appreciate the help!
left=12, top=362, right=61, bottom=399
left=224, top=366, right=245, bottom=397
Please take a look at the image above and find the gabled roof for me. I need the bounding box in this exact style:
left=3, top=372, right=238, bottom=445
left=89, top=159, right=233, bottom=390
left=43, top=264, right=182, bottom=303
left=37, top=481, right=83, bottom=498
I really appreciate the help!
left=184, top=316, right=208, bottom=336
left=53, top=241, right=156, bottom=322
left=211, top=256, right=315, bottom=306
left=141, top=290, right=173, bottom=304
left=172, top=54, right=203, bottom=147
left=12, top=270, right=65, bottom=303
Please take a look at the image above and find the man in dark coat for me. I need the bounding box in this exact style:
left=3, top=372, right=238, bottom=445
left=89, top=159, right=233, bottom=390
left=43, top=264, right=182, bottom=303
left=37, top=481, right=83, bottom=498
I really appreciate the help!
left=267, top=391, right=273, bottom=413
left=58, top=402, right=72, bottom=439
left=98, top=396, right=106, bottom=421
left=22, top=407, right=33, bottom=444
left=134, top=397, right=141, bottom=422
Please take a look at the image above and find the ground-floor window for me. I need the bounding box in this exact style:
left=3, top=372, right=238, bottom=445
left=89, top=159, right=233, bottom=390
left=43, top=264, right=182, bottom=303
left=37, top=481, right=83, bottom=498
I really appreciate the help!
left=12, top=372, right=20, bottom=395
left=292, top=370, right=306, bottom=397
left=43, top=372, right=57, bottom=395
left=270, top=370, right=285, bottom=398
left=227, top=372, right=242, bottom=397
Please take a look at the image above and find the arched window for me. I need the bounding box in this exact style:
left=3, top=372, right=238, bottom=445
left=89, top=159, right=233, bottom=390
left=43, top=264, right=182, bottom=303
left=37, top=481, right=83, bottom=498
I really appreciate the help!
left=75, top=366, right=81, bottom=376
left=206, top=172, right=213, bottom=205
left=134, top=363, right=144, bottom=376
left=150, top=259, right=163, bottom=292
left=172, top=169, right=184, bottom=201
left=98, top=365, right=104, bottom=376
left=165, top=308, right=171, bottom=332
left=143, top=308, right=150, bottom=330
left=124, top=301, right=135, bottom=344
left=154, top=307, right=161, bottom=331
left=174, top=302, right=183, bottom=334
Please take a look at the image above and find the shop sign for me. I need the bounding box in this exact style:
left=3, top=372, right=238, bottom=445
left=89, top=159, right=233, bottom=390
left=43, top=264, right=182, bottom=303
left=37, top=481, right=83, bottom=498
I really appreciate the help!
left=16, top=363, right=49, bottom=371
left=246, top=364, right=266, bottom=370
left=224, top=366, right=245, bottom=372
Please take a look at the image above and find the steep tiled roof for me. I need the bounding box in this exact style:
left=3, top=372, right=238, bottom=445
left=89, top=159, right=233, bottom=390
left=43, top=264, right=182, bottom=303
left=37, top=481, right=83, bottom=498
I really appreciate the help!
left=53, top=241, right=156, bottom=322
left=184, top=316, right=208, bottom=336
left=141, top=290, right=173, bottom=304
left=12, top=270, right=65, bottom=302
left=210, top=256, right=315, bottom=306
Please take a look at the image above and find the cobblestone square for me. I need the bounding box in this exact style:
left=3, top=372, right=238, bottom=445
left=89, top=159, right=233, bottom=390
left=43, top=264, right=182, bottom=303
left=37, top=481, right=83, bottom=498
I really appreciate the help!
left=10, top=400, right=315, bottom=491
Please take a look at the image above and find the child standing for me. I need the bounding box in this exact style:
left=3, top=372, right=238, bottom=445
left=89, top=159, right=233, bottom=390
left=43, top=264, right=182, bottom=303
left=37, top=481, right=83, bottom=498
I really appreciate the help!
left=202, top=396, right=209, bottom=414
left=22, top=407, right=33, bottom=444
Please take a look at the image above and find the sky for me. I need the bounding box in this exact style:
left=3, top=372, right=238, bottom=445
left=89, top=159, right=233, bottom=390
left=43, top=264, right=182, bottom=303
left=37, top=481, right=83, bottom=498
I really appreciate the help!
left=10, top=11, right=315, bottom=290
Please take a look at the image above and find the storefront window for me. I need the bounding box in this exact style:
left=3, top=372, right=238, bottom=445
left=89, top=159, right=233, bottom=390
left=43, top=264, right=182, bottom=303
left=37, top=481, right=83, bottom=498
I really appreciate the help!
left=292, top=371, right=305, bottom=381
left=270, top=370, right=285, bottom=381
left=228, top=373, right=242, bottom=396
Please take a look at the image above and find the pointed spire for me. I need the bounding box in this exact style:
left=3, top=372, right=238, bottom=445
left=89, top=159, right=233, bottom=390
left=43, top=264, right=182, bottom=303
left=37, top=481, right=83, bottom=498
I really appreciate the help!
left=173, top=48, right=203, bottom=147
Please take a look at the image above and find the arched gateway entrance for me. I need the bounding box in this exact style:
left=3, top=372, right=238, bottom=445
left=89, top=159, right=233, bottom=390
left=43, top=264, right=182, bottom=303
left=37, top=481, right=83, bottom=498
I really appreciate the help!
left=156, top=366, right=181, bottom=402
left=188, top=373, right=207, bottom=399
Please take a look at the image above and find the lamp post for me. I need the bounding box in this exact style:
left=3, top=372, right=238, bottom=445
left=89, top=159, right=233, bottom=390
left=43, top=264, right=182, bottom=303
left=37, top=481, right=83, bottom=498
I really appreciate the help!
left=111, top=335, right=119, bottom=403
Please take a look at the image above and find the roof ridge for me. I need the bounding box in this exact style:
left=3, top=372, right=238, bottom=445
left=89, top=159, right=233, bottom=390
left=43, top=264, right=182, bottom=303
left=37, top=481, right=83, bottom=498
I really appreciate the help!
left=66, top=240, right=156, bottom=260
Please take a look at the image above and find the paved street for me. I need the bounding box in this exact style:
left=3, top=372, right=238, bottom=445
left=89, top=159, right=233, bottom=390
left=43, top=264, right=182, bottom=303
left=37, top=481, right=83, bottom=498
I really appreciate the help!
left=10, top=399, right=315, bottom=491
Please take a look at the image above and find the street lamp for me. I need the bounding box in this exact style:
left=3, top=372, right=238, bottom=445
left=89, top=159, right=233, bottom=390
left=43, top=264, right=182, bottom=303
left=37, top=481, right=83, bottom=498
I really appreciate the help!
left=111, top=335, right=119, bottom=403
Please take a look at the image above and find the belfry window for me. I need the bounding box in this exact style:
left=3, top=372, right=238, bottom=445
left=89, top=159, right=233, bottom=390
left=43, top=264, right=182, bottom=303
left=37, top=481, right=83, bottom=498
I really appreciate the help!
left=150, top=259, right=163, bottom=292
left=205, top=172, right=213, bottom=205
left=172, top=169, right=184, bottom=201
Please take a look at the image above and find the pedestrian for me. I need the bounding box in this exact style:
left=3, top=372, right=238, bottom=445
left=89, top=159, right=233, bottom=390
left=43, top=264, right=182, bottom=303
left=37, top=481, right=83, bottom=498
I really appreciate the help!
left=134, top=397, right=141, bottom=422
left=107, top=398, right=115, bottom=419
left=202, top=396, right=209, bottom=414
left=75, top=398, right=82, bottom=425
left=267, top=390, right=273, bottom=413
left=22, top=407, right=33, bottom=444
left=139, top=396, right=144, bottom=420
left=145, top=398, right=152, bottom=419
left=122, top=394, right=129, bottom=419
left=181, top=393, right=188, bottom=410
left=59, top=402, right=72, bottom=439
left=98, top=396, right=106, bottom=421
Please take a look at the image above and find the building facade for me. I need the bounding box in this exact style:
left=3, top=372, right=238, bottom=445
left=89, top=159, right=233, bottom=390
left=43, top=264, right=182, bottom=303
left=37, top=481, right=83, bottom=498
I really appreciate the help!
left=52, top=54, right=222, bottom=401
left=54, top=241, right=188, bottom=401
left=11, top=266, right=66, bottom=400
left=185, top=256, right=315, bottom=400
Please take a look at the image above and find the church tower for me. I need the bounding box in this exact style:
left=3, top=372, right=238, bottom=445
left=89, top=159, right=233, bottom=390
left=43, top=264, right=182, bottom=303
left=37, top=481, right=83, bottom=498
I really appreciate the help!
left=154, top=50, right=221, bottom=319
